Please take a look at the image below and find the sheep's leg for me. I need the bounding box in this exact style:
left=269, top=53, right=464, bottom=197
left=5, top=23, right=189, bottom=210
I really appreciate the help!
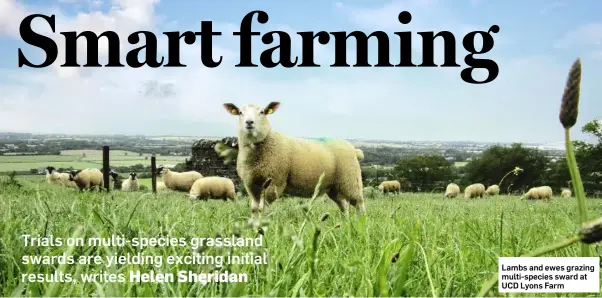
left=349, top=198, right=366, bottom=215
left=247, top=183, right=264, bottom=219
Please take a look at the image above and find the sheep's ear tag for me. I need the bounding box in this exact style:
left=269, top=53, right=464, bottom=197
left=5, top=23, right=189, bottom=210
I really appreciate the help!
left=267, top=108, right=273, bottom=115
left=231, top=109, right=238, bottom=115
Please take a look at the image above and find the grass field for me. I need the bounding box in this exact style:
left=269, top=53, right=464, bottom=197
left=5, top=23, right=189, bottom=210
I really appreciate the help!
left=0, top=150, right=190, bottom=172
left=1, top=176, right=601, bottom=297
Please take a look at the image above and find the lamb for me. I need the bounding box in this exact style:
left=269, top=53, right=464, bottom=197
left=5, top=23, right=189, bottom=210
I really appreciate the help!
left=46, top=166, right=78, bottom=188
left=561, top=188, right=572, bottom=198
left=485, top=184, right=500, bottom=196
left=464, top=183, right=486, bottom=199
left=223, top=101, right=366, bottom=218
left=158, top=166, right=203, bottom=192
left=444, top=183, right=460, bottom=198
left=157, top=181, right=167, bottom=191
left=45, top=166, right=62, bottom=185
left=121, top=172, right=139, bottom=191
left=188, top=176, right=237, bottom=201
left=69, top=168, right=104, bottom=191
left=521, top=186, right=553, bottom=201
left=378, top=180, right=401, bottom=194
left=108, top=171, right=121, bottom=190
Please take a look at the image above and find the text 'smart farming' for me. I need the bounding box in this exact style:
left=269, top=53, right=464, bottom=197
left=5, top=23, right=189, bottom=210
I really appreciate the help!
left=17, top=10, right=500, bottom=84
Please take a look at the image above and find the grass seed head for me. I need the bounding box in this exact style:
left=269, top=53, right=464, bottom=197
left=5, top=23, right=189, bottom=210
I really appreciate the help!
left=559, top=58, right=582, bottom=129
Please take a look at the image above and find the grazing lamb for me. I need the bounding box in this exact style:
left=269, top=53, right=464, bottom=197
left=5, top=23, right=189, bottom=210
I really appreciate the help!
left=69, top=168, right=104, bottom=191
left=444, top=183, right=460, bottom=199
left=521, top=186, right=553, bottom=201
left=561, top=188, right=572, bottom=198
left=158, top=166, right=203, bottom=192
left=464, top=183, right=486, bottom=199
left=121, top=173, right=139, bottom=191
left=188, top=176, right=237, bottom=201
left=223, top=101, right=365, bottom=218
left=485, top=184, right=500, bottom=196
left=378, top=180, right=401, bottom=194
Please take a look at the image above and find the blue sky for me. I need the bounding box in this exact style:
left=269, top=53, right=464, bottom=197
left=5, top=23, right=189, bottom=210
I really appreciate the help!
left=0, top=0, right=600, bottom=144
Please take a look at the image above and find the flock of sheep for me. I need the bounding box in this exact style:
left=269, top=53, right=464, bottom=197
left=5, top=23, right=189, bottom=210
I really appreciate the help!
left=41, top=101, right=575, bottom=218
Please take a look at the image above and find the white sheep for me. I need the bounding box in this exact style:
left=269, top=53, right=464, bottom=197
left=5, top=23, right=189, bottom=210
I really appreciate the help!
left=521, top=186, right=553, bottom=201
left=189, top=176, right=237, bottom=201
left=223, top=101, right=366, bottom=218
left=158, top=167, right=203, bottom=192
left=464, top=183, right=485, bottom=199
left=45, top=166, right=62, bottom=185
left=378, top=180, right=401, bottom=194
left=444, top=183, right=460, bottom=198
left=157, top=181, right=167, bottom=191
left=69, top=168, right=104, bottom=191
left=485, top=184, right=500, bottom=196
left=561, top=188, right=572, bottom=198
left=121, top=173, right=139, bottom=191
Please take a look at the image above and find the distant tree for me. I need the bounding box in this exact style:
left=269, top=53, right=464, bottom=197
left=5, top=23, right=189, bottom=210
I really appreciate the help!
left=393, top=154, right=455, bottom=192
left=462, top=143, right=548, bottom=194
left=544, top=119, right=602, bottom=196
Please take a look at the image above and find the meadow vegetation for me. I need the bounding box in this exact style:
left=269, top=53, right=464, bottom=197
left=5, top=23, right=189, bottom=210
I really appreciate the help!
left=1, top=177, right=601, bottom=297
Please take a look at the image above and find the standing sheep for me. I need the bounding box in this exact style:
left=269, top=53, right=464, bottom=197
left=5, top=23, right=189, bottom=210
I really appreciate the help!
left=158, top=167, right=203, bottom=192
left=561, top=188, right=572, bottom=198
left=223, top=101, right=366, bottom=218
left=444, top=183, right=460, bottom=198
left=69, top=168, right=104, bottom=191
left=378, top=180, right=401, bottom=194
left=45, top=166, right=62, bottom=185
left=188, top=176, right=237, bottom=201
left=121, top=173, right=139, bottom=192
left=464, top=183, right=486, bottom=199
left=521, top=186, right=553, bottom=201
left=485, top=184, right=500, bottom=197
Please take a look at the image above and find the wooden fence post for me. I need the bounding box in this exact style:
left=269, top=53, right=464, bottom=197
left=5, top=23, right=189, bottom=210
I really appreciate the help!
left=151, top=156, right=157, bottom=195
left=103, top=145, right=110, bottom=192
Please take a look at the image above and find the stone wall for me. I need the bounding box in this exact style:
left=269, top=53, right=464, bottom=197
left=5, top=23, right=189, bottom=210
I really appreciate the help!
left=187, top=137, right=241, bottom=188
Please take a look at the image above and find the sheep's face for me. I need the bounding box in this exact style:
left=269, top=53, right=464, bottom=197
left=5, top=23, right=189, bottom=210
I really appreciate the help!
left=129, top=173, right=137, bottom=180
left=46, top=166, right=56, bottom=174
left=224, top=102, right=280, bottom=143
left=69, top=170, right=81, bottom=181
left=109, top=172, right=118, bottom=181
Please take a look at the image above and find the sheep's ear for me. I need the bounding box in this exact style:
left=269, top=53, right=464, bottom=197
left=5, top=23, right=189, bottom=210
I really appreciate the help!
left=223, top=103, right=240, bottom=115
left=264, top=102, right=280, bottom=115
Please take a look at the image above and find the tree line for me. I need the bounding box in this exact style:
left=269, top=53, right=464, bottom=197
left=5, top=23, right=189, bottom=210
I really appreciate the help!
left=362, top=120, right=602, bottom=197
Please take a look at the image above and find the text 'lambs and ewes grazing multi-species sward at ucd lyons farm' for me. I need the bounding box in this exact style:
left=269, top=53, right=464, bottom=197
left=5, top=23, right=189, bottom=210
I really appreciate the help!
left=1, top=61, right=602, bottom=296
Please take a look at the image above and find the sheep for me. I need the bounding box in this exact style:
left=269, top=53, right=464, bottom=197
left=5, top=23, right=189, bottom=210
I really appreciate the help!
left=521, top=186, right=553, bottom=201
left=485, top=184, right=500, bottom=197
left=158, top=166, right=203, bottom=192
left=561, top=188, right=572, bottom=198
left=464, top=183, right=486, bottom=199
left=223, top=101, right=366, bottom=218
left=45, top=166, right=62, bottom=185
left=444, top=183, right=461, bottom=198
left=46, top=166, right=78, bottom=188
left=188, top=176, right=237, bottom=201
left=69, top=168, right=104, bottom=191
left=157, top=181, right=167, bottom=191
left=378, top=180, right=401, bottom=194
left=121, top=172, right=139, bottom=192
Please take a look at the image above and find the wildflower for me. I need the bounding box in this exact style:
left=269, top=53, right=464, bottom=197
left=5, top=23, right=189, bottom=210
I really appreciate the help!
left=559, top=58, right=582, bottom=129
left=513, top=167, right=523, bottom=175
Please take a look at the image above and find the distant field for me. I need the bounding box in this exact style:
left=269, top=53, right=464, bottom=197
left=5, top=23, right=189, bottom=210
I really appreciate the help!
left=0, top=150, right=190, bottom=173
left=454, top=162, right=468, bottom=167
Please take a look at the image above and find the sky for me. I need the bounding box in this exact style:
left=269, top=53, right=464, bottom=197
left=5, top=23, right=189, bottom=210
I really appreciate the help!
left=0, top=0, right=600, bottom=144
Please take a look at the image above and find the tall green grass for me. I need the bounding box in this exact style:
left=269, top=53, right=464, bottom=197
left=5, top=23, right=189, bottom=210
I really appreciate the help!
left=1, top=179, right=601, bottom=297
